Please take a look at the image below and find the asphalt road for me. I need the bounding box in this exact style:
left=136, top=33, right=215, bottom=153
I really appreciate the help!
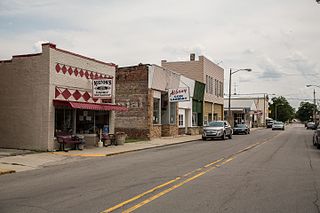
left=0, top=124, right=319, bottom=213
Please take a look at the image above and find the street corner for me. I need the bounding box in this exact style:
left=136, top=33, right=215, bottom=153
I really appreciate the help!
left=0, top=168, right=16, bottom=176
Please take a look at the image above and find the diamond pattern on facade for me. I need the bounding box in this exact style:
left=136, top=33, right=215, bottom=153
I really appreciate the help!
left=62, top=89, right=72, bottom=99
left=73, top=90, right=82, bottom=100
left=74, top=68, right=78, bottom=76
left=55, top=88, right=61, bottom=98
left=82, top=91, right=91, bottom=101
left=68, top=67, right=73, bottom=75
left=54, top=87, right=109, bottom=104
left=62, top=65, right=67, bottom=74
left=54, top=63, right=114, bottom=80
left=55, top=64, right=61, bottom=73
left=79, top=69, right=84, bottom=77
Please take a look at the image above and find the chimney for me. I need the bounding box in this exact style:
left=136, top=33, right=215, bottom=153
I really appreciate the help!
left=190, top=53, right=195, bottom=61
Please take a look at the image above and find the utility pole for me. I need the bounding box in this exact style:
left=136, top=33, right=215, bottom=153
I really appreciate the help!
left=313, top=89, right=316, bottom=123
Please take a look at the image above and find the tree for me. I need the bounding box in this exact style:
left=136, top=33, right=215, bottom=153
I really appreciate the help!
left=295, top=102, right=315, bottom=122
left=269, top=96, right=295, bottom=122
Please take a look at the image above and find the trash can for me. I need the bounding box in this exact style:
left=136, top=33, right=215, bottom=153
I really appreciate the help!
left=115, top=132, right=126, bottom=145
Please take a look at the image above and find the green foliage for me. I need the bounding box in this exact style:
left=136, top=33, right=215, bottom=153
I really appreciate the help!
left=295, top=102, right=315, bottom=122
left=269, top=96, right=295, bottom=122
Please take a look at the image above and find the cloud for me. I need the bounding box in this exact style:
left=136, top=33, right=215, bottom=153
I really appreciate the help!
left=32, top=40, right=49, bottom=52
left=257, top=57, right=283, bottom=80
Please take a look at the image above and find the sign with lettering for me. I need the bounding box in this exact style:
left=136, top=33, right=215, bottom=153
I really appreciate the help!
left=169, top=87, right=190, bottom=102
left=92, top=78, right=113, bottom=98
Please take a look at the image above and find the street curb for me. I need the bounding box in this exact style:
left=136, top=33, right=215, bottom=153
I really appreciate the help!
left=0, top=169, right=16, bottom=176
left=104, top=139, right=201, bottom=157
left=51, top=138, right=201, bottom=157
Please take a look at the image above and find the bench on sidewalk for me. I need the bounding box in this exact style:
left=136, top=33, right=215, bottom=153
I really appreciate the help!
left=56, top=134, right=85, bottom=151
left=101, top=133, right=116, bottom=146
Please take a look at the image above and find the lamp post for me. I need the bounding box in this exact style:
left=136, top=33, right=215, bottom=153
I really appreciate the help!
left=228, top=68, right=252, bottom=126
left=306, top=84, right=320, bottom=123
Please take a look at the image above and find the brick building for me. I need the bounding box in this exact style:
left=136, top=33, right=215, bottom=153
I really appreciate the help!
left=115, top=64, right=205, bottom=139
left=0, top=43, right=126, bottom=151
left=161, top=54, right=224, bottom=125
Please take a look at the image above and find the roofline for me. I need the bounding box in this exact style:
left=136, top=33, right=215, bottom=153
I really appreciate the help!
left=0, top=43, right=117, bottom=67
left=43, top=43, right=117, bottom=67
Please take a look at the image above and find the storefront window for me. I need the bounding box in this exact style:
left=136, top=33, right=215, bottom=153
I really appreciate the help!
left=169, top=102, right=176, bottom=124
left=54, top=107, right=109, bottom=135
left=55, top=107, right=74, bottom=135
left=153, top=98, right=160, bottom=124
left=192, top=112, right=198, bottom=126
left=179, top=114, right=184, bottom=127
left=76, top=110, right=109, bottom=134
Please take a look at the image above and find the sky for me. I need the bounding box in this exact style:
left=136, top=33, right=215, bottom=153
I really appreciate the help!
left=1, top=0, right=319, bottom=109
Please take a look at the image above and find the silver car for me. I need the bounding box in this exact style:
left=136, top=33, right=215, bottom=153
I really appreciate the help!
left=272, top=121, right=285, bottom=130
left=202, top=121, right=233, bottom=140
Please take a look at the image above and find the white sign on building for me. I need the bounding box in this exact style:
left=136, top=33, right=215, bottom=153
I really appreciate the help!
left=92, top=78, right=113, bottom=98
left=169, top=87, right=190, bottom=102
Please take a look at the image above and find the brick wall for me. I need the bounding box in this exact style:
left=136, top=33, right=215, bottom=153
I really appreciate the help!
left=115, top=65, right=150, bottom=139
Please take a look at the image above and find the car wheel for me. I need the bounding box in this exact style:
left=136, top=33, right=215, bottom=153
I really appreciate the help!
left=202, top=136, right=207, bottom=141
left=228, top=133, right=232, bottom=139
left=317, top=142, right=320, bottom=149
left=221, top=132, right=226, bottom=140
left=248, top=130, right=250, bottom=134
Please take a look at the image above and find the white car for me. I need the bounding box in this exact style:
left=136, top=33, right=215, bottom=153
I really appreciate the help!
left=272, top=121, right=285, bottom=130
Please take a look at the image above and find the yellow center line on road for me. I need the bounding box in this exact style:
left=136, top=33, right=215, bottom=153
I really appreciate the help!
left=102, top=133, right=281, bottom=213
left=102, top=158, right=224, bottom=213
left=101, top=177, right=181, bottom=213
left=122, top=157, right=235, bottom=213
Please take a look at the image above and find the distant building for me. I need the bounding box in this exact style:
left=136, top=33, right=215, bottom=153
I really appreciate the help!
left=0, top=43, right=126, bottom=151
left=224, top=95, right=269, bottom=127
left=161, top=54, right=224, bottom=125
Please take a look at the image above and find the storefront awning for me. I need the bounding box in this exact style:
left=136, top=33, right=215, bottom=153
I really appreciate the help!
left=53, top=100, right=128, bottom=111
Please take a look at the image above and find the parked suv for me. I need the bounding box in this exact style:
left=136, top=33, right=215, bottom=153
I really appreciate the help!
left=202, top=121, right=233, bottom=140
left=313, top=126, right=320, bottom=149
left=266, top=119, right=274, bottom=128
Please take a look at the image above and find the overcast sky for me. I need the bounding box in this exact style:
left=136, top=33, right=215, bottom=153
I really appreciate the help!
left=1, top=0, right=319, bottom=109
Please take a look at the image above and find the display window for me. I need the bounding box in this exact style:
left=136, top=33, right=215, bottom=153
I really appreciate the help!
left=54, top=107, right=109, bottom=135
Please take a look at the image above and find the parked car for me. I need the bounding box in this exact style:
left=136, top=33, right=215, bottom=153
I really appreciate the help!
left=306, top=122, right=317, bottom=130
left=202, top=121, right=233, bottom=140
left=266, top=119, right=274, bottom=128
left=272, top=121, right=285, bottom=130
left=313, top=127, right=320, bottom=149
left=233, top=124, right=250, bottom=135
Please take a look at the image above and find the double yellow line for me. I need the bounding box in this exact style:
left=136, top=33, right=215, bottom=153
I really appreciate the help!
left=101, top=157, right=232, bottom=213
left=102, top=133, right=281, bottom=213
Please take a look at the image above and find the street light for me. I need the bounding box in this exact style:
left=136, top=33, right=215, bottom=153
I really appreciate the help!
left=306, top=84, right=320, bottom=122
left=228, top=68, right=252, bottom=126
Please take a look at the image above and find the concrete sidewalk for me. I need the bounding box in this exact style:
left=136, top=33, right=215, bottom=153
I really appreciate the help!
left=0, top=134, right=202, bottom=175
left=0, top=127, right=262, bottom=176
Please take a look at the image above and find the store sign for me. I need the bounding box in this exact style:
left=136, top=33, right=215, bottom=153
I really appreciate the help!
left=169, top=87, right=190, bottom=102
left=92, top=78, right=113, bottom=98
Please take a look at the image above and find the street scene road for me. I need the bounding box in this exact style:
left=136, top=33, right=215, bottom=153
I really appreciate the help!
left=0, top=123, right=319, bottom=213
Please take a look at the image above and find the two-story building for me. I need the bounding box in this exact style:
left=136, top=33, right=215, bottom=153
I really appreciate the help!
left=161, top=54, right=224, bottom=125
